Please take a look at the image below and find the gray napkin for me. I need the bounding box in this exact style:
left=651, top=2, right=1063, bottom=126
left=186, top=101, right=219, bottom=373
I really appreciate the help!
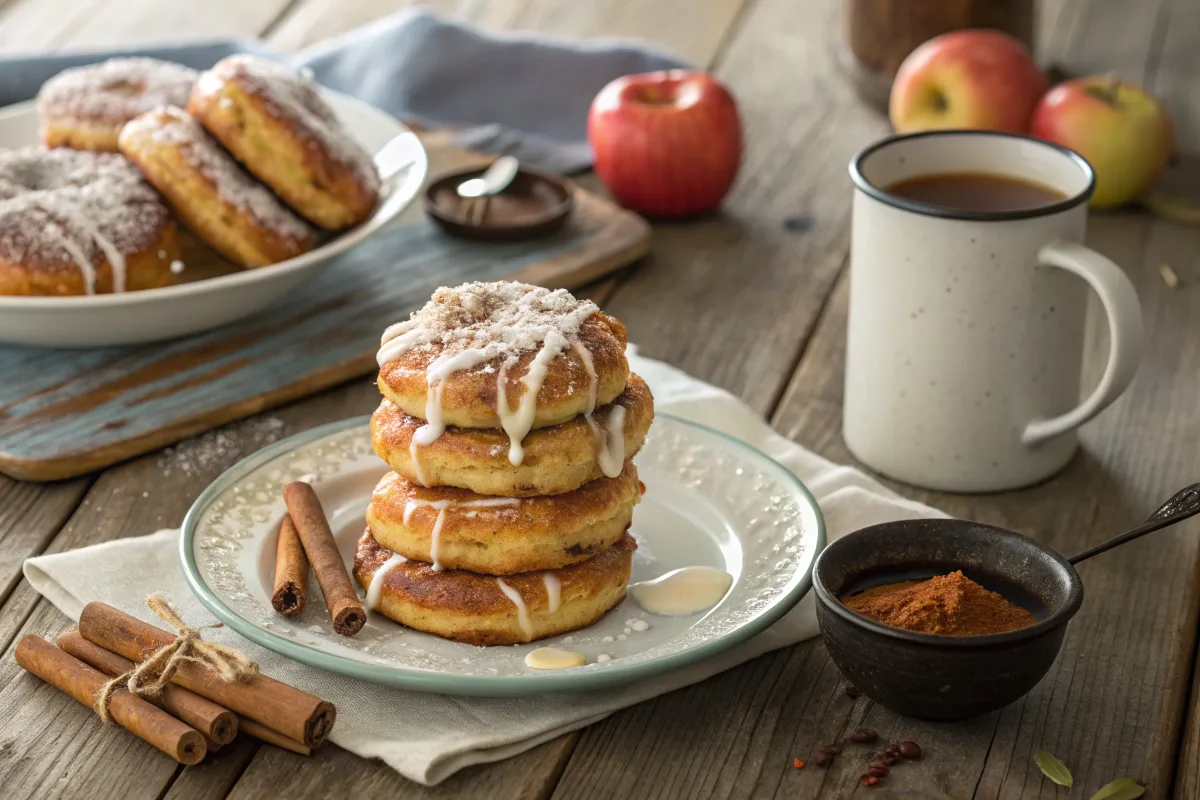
left=0, top=9, right=689, bottom=173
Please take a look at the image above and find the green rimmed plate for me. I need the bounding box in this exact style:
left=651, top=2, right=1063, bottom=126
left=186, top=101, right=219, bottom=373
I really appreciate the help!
left=180, top=413, right=824, bottom=696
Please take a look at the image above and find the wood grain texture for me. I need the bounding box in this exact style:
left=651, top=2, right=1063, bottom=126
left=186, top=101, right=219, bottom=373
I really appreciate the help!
left=0, top=0, right=293, bottom=53
left=0, top=157, right=647, bottom=482
left=228, top=732, right=580, bottom=800
left=267, top=0, right=460, bottom=51
left=599, top=0, right=884, bottom=416
left=270, top=0, right=751, bottom=65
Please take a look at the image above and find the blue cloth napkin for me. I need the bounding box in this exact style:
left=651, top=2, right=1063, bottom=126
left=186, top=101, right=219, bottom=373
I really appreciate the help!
left=0, top=9, right=689, bottom=173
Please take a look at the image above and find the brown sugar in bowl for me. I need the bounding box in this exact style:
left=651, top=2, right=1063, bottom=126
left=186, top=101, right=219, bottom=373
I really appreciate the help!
left=424, top=165, right=574, bottom=242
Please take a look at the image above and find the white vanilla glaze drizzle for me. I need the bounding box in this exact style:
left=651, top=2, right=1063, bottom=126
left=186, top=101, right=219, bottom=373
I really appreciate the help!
left=573, top=339, right=625, bottom=479
left=524, top=647, right=586, bottom=670
left=585, top=404, right=626, bottom=479
left=408, top=440, right=429, bottom=486
left=376, top=284, right=601, bottom=469
left=403, top=497, right=521, bottom=571
left=495, top=578, right=534, bottom=641
left=53, top=200, right=126, bottom=293
left=542, top=573, right=562, bottom=614
left=367, top=553, right=407, bottom=611
left=496, top=330, right=569, bottom=465
left=1, top=193, right=126, bottom=294
left=629, top=566, right=734, bottom=616
left=572, top=341, right=599, bottom=415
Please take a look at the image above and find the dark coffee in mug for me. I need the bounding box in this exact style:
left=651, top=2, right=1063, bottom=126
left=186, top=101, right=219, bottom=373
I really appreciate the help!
left=885, top=172, right=1066, bottom=213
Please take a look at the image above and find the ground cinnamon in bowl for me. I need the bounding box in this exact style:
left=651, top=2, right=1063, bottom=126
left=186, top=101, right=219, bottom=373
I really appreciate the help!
left=841, top=570, right=1036, bottom=636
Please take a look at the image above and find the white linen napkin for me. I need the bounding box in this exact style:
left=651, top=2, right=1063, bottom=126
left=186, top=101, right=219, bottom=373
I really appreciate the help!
left=23, top=353, right=943, bottom=785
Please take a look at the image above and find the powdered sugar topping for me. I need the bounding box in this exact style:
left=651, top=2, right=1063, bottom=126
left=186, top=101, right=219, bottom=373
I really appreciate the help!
left=37, top=57, right=197, bottom=126
left=122, top=106, right=314, bottom=242
left=203, top=56, right=380, bottom=192
left=0, top=147, right=170, bottom=293
left=378, top=282, right=599, bottom=368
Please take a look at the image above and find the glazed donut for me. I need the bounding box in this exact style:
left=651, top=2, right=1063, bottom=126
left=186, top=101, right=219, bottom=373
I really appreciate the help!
left=37, top=58, right=197, bottom=152
left=118, top=106, right=317, bottom=268
left=0, top=146, right=179, bottom=296
left=188, top=55, right=380, bottom=230
left=377, top=282, right=629, bottom=438
left=355, top=530, right=635, bottom=645
left=366, top=463, right=641, bottom=575
left=371, top=374, right=654, bottom=496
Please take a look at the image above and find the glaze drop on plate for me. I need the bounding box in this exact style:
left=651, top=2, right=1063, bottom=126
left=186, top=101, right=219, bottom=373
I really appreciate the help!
left=524, top=647, right=587, bottom=670
left=629, top=566, right=734, bottom=616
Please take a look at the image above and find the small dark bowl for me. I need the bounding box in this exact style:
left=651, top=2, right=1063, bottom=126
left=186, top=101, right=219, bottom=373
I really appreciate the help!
left=424, top=165, right=574, bottom=242
left=813, top=519, right=1083, bottom=721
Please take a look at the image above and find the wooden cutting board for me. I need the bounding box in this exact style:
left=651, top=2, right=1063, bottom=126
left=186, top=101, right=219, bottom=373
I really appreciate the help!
left=0, top=142, right=649, bottom=481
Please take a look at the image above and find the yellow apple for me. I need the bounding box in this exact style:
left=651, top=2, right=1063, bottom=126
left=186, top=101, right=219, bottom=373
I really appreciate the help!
left=889, top=29, right=1048, bottom=134
left=1031, top=77, right=1173, bottom=209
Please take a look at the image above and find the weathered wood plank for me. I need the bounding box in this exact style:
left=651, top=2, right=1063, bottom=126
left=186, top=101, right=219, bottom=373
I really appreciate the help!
left=226, top=733, right=580, bottom=800
left=267, top=0, right=457, bottom=52
left=0, top=0, right=293, bottom=53
left=269, top=0, right=750, bottom=66
left=0, top=479, right=89, bottom=608
left=600, top=0, right=883, bottom=417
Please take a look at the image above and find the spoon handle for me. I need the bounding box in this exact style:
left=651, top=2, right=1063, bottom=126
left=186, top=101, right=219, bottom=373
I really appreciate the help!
left=1069, top=483, right=1200, bottom=565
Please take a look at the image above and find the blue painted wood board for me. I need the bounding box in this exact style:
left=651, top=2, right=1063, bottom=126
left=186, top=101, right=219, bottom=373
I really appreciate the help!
left=0, top=187, right=648, bottom=480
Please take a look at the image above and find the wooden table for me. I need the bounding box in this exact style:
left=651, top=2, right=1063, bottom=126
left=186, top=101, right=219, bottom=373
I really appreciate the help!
left=0, top=0, right=1197, bottom=797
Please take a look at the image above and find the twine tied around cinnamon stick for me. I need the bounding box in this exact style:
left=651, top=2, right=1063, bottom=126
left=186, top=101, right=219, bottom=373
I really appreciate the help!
left=93, top=593, right=259, bottom=725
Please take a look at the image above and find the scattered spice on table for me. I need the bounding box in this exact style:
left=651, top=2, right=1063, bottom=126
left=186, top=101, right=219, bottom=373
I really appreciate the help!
left=841, top=570, right=1036, bottom=636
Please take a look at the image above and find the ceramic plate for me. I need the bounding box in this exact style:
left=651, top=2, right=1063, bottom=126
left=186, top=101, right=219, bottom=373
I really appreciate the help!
left=181, top=414, right=824, bottom=696
left=0, top=93, right=427, bottom=347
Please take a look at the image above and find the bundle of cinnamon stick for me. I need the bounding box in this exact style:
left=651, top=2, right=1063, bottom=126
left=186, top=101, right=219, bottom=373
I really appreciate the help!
left=273, top=480, right=366, bottom=636
left=15, top=602, right=336, bottom=765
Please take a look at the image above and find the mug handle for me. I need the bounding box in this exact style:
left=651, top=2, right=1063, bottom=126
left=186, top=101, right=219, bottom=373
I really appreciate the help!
left=1021, top=241, right=1144, bottom=446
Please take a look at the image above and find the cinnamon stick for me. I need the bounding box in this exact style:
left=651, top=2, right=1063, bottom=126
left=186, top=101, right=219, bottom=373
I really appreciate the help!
left=56, top=629, right=238, bottom=745
left=15, top=635, right=206, bottom=765
left=240, top=717, right=311, bottom=756
left=78, top=602, right=336, bottom=748
left=282, top=481, right=365, bottom=636
left=272, top=515, right=309, bottom=616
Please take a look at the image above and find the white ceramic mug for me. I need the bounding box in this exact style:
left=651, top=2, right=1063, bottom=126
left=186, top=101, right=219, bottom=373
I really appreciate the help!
left=843, top=131, right=1143, bottom=492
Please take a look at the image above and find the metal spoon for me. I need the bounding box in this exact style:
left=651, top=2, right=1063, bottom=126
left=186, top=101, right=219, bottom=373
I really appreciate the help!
left=457, top=156, right=520, bottom=199
left=1069, top=483, right=1200, bottom=564
left=457, top=156, right=520, bottom=225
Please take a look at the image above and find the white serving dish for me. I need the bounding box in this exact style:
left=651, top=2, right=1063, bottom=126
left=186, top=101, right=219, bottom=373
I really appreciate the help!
left=0, top=92, right=427, bottom=348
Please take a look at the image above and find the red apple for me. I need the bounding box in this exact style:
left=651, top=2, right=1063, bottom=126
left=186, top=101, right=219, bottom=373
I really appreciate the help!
left=588, top=70, right=742, bottom=218
left=1031, top=77, right=1173, bottom=208
left=889, top=29, right=1048, bottom=134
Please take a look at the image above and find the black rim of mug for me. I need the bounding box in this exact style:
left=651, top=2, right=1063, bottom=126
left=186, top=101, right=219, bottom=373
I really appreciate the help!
left=848, top=129, right=1097, bottom=222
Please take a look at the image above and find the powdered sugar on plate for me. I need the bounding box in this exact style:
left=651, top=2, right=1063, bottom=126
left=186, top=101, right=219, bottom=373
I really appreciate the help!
left=122, top=106, right=314, bottom=243
left=157, top=416, right=286, bottom=479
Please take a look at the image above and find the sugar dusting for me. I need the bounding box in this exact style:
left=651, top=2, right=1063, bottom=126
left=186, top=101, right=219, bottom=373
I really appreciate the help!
left=122, top=106, right=314, bottom=242
left=157, top=416, right=286, bottom=478
left=0, top=147, right=170, bottom=292
left=202, top=56, right=379, bottom=191
left=377, top=282, right=599, bottom=368
left=37, top=57, right=197, bottom=126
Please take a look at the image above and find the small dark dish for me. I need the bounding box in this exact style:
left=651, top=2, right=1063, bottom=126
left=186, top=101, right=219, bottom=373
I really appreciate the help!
left=814, top=484, right=1200, bottom=721
left=424, top=165, right=574, bottom=242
